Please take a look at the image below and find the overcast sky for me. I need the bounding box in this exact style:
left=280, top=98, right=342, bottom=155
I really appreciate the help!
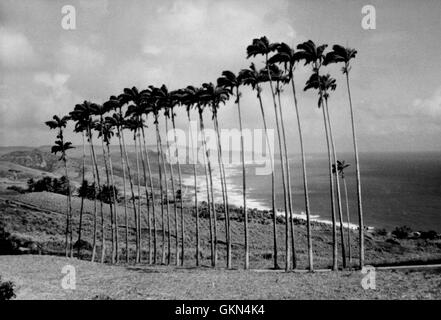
left=1, top=0, right=440, bottom=153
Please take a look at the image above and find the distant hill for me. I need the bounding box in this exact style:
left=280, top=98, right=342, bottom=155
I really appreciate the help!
left=0, top=149, right=59, bottom=172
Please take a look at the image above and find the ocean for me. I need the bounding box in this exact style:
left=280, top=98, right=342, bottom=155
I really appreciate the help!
left=183, top=152, right=441, bottom=232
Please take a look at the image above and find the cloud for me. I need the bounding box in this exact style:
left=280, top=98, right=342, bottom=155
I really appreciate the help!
left=59, top=42, right=105, bottom=72
left=0, top=27, right=37, bottom=68
left=411, top=86, right=441, bottom=118
left=142, top=45, right=163, bottom=56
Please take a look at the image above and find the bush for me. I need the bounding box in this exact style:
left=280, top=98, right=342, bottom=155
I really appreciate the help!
left=392, top=226, right=413, bottom=239
left=92, top=294, right=113, bottom=300
left=27, top=176, right=72, bottom=195
left=420, top=230, right=439, bottom=240
left=0, top=276, right=15, bottom=300
left=78, top=180, right=119, bottom=204
left=0, top=225, right=17, bottom=254
left=6, top=185, right=26, bottom=194
left=375, top=228, right=388, bottom=236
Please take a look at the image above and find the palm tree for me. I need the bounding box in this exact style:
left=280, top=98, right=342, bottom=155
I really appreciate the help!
left=239, top=63, right=279, bottom=269
left=217, top=72, right=247, bottom=269
left=164, top=108, right=179, bottom=265
left=333, top=160, right=352, bottom=266
left=299, top=70, right=338, bottom=270
left=69, top=111, right=87, bottom=258
left=324, top=45, right=364, bottom=268
left=298, top=40, right=341, bottom=270
left=93, top=104, right=115, bottom=263
left=126, top=102, right=153, bottom=263
left=181, top=86, right=202, bottom=266
left=247, top=36, right=291, bottom=271
left=321, top=74, right=347, bottom=268
left=148, top=86, right=171, bottom=265
left=71, top=101, right=102, bottom=262
left=188, top=85, right=216, bottom=267
left=155, top=85, right=180, bottom=265
left=136, top=115, right=152, bottom=265
left=199, top=84, right=220, bottom=267
left=115, top=92, right=140, bottom=263
left=139, top=110, right=156, bottom=265
left=120, top=87, right=152, bottom=263
left=45, top=115, right=74, bottom=257
left=270, top=42, right=314, bottom=271
left=98, top=116, right=119, bottom=263
left=267, top=63, right=297, bottom=269
left=124, top=116, right=143, bottom=263
left=202, top=81, right=232, bottom=268
left=170, top=90, right=186, bottom=266
left=106, top=107, right=130, bottom=263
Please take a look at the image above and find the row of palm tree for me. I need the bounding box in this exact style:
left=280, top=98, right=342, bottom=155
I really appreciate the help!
left=45, top=37, right=364, bottom=271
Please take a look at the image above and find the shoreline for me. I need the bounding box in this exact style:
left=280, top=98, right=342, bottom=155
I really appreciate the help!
left=181, top=172, right=364, bottom=231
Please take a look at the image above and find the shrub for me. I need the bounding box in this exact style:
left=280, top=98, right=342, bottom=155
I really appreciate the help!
left=27, top=176, right=72, bottom=195
left=6, top=185, right=26, bottom=194
left=375, top=228, right=388, bottom=236
left=92, top=294, right=113, bottom=300
left=420, top=230, right=438, bottom=240
left=0, top=276, right=15, bottom=300
left=78, top=180, right=119, bottom=204
left=0, top=225, right=17, bottom=254
left=392, top=226, right=412, bottom=239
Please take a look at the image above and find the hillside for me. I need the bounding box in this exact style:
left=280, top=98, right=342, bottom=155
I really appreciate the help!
left=1, top=191, right=440, bottom=269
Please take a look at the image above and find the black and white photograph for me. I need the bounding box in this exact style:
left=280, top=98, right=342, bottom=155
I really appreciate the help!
left=0, top=0, right=440, bottom=305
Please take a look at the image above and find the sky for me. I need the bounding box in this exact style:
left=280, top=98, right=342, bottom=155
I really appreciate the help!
left=1, top=0, right=441, bottom=153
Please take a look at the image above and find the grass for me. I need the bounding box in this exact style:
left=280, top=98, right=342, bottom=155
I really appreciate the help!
left=1, top=191, right=440, bottom=269
left=1, top=255, right=440, bottom=299
left=0, top=190, right=440, bottom=299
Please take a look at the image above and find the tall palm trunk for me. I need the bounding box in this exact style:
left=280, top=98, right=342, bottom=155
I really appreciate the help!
left=165, top=116, right=179, bottom=265
left=265, top=58, right=290, bottom=271
left=235, top=90, right=248, bottom=269
left=138, top=132, right=151, bottom=264
left=171, top=112, right=185, bottom=266
left=345, top=72, right=364, bottom=268
left=154, top=118, right=168, bottom=264
left=320, top=101, right=338, bottom=270
left=62, top=155, right=72, bottom=257
left=256, top=89, right=278, bottom=269
left=276, top=84, right=296, bottom=269
left=120, top=123, right=138, bottom=263
left=107, top=144, right=119, bottom=263
left=99, top=119, right=113, bottom=264
left=159, top=125, right=172, bottom=265
left=90, top=154, right=98, bottom=261
left=290, top=76, right=313, bottom=271
left=87, top=129, right=98, bottom=262
left=213, top=112, right=231, bottom=268
left=141, top=125, right=156, bottom=264
left=116, top=126, right=129, bottom=263
left=134, top=132, right=142, bottom=263
left=198, top=108, right=216, bottom=267
left=188, top=115, right=200, bottom=266
left=325, top=100, right=347, bottom=268
left=77, top=132, right=86, bottom=258
left=342, top=176, right=352, bottom=267
left=87, top=128, right=100, bottom=262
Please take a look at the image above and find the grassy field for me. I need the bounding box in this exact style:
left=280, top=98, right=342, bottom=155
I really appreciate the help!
left=0, top=190, right=440, bottom=299
left=1, top=255, right=440, bottom=299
